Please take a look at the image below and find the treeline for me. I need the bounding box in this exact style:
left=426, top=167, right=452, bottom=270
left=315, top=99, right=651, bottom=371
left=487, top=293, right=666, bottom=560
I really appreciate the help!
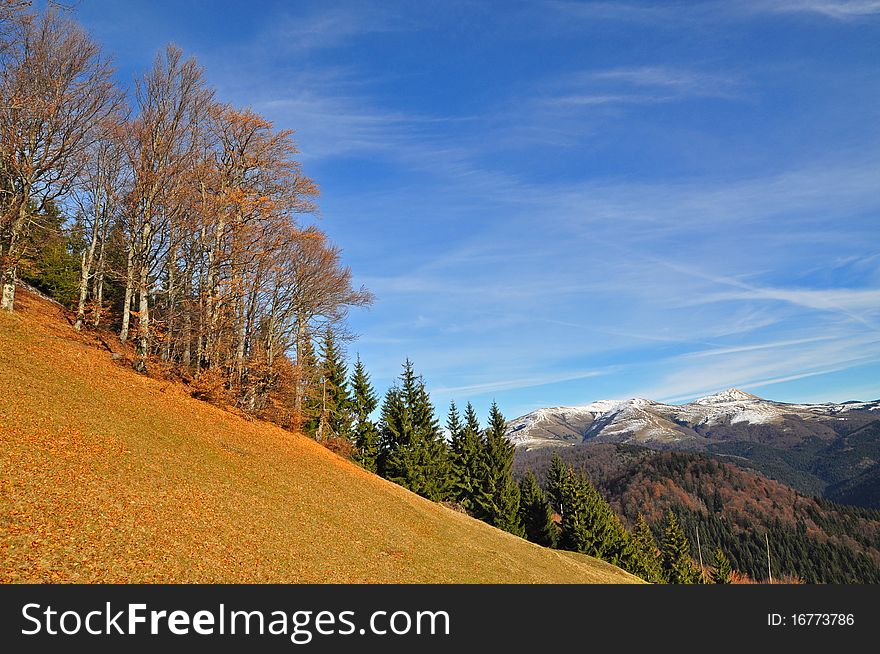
left=1, top=6, right=371, bottom=425
left=321, top=357, right=728, bottom=583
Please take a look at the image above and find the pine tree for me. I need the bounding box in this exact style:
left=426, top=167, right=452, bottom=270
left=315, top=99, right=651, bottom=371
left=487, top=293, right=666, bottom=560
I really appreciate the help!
left=319, top=328, right=352, bottom=441
left=350, top=354, right=379, bottom=471
left=519, top=471, right=557, bottom=547
left=632, top=514, right=665, bottom=583
left=711, top=547, right=734, bottom=584
left=474, top=402, right=523, bottom=536
left=661, top=510, right=700, bottom=584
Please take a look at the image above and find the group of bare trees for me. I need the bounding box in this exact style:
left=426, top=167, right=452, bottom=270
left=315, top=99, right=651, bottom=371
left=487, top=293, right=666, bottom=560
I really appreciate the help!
left=1, top=5, right=372, bottom=423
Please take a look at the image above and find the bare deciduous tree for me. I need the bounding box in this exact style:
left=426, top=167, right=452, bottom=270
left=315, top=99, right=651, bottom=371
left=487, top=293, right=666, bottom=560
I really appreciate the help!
left=122, top=44, right=213, bottom=370
left=0, top=8, right=119, bottom=311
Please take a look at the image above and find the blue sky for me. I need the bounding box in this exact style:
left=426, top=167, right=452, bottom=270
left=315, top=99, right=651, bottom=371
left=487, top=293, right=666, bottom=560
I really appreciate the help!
left=68, top=0, right=880, bottom=419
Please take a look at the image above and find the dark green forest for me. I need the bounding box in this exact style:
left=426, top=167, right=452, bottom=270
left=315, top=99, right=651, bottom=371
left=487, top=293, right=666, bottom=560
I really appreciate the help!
left=517, top=444, right=880, bottom=583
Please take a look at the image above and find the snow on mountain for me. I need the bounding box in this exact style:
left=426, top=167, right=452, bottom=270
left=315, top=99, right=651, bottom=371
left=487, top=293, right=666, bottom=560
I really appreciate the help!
left=692, top=388, right=762, bottom=405
left=506, top=388, right=880, bottom=450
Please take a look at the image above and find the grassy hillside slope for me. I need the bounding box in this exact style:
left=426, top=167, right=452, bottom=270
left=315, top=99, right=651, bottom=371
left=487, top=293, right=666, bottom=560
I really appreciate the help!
left=0, top=291, right=638, bottom=583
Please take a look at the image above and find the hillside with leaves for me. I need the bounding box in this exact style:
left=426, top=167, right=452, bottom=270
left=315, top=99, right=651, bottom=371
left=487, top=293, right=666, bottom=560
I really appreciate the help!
left=0, top=289, right=640, bottom=583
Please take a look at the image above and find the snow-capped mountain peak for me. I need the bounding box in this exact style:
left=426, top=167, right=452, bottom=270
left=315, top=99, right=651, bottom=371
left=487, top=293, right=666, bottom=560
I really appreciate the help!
left=692, top=388, right=761, bottom=405
left=506, top=390, right=880, bottom=450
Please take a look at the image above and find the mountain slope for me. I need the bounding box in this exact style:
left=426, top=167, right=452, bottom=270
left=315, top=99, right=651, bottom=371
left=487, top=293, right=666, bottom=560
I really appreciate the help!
left=507, top=389, right=879, bottom=450
left=0, top=290, right=638, bottom=583
left=515, top=444, right=880, bottom=583
left=507, top=389, right=880, bottom=506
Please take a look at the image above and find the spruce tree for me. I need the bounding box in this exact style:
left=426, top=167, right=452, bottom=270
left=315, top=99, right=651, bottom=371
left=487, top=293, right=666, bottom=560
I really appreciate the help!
left=319, top=327, right=353, bottom=441
left=447, top=401, right=463, bottom=441
left=519, top=471, right=557, bottom=547
left=412, top=379, right=451, bottom=501
left=474, top=402, right=523, bottom=536
left=20, top=200, right=80, bottom=308
left=464, top=401, right=481, bottom=436
left=559, top=469, right=635, bottom=568
left=299, top=333, right=322, bottom=439
left=661, top=510, right=700, bottom=584
left=448, top=401, right=484, bottom=510
left=446, top=401, right=464, bottom=496
left=378, top=385, right=406, bottom=475
left=350, top=355, right=379, bottom=471
left=632, top=514, right=665, bottom=583
left=711, top=547, right=734, bottom=584
left=377, top=360, right=450, bottom=501
left=451, top=402, right=484, bottom=511
left=545, top=453, right=568, bottom=516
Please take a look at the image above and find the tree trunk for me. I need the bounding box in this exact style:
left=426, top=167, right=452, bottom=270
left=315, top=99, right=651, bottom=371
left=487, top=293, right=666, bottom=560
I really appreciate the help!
left=0, top=200, right=29, bottom=312
left=133, top=220, right=152, bottom=373
left=92, top=237, right=106, bottom=327
left=119, top=238, right=135, bottom=342
left=74, top=209, right=101, bottom=331
left=205, top=214, right=225, bottom=369
left=163, top=254, right=176, bottom=362
left=293, top=317, right=304, bottom=422
left=134, top=261, right=150, bottom=373
left=182, top=267, right=192, bottom=371
left=0, top=265, right=15, bottom=312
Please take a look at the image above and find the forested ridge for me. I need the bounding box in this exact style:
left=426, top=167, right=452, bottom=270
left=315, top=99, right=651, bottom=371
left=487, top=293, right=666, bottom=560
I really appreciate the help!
left=517, top=445, right=880, bottom=583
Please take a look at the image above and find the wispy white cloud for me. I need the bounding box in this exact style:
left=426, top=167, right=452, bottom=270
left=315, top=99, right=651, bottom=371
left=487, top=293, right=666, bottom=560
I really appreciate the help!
left=584, top=66, right=744, bottom=98
left=642, top=334, right=880, bottom=403
left=544, top=1, right=712, bottom=25
left=681, top=335, right=840, bottom=359
left=759, top=0, right=880, bottom=19
left=702, top=286, right=880, bottom=326
left=431, top=369, right=608, bottom=396
left=257, top=5, right=417, bottom=55
left=547, top=0, right=880, bottom=23
left=512, top=65, right=746, bottom=145
left=188, top=2, right=880, bottom=413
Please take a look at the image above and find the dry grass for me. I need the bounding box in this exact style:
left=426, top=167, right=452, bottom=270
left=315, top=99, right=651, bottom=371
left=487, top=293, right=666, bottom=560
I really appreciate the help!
left=0, top=290, right=641, bottom=584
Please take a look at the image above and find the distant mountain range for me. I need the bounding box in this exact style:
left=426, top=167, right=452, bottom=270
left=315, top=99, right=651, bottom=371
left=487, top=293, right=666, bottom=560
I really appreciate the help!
left=507, top=389, right=880, bottom=507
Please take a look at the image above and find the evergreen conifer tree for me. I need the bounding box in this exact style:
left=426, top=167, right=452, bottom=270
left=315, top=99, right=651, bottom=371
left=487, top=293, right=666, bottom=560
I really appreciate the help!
left=661, top=510, right=700, bottom=584
left=350, top=355, right=379, bottom=471
left=464, top=402, right=481, bottom=436
left=412, top=379, right=451, bottom=501
left=20, top=200, right=80, bottom=307
left=452, top=402, right=484, bottom=511
left=558, top=469, right=635, bottom=568
left=319, top=328, right=352, bottom=441
left=711, top=547, right=734, bottom=584
left=519, top=471, right=557, bottom=547
left=377, top=360, right=450, bottom=501
left=299, top=333, right=322, bottom=439
left=473, top=402, right=523, bottom=536
left=447, top=401, right=485, bottom=510
left=447, top=401, right=463, bottom=441
left=545, top=453, right=568, bottom=516
left=632, top=514, right=665, bottom=583
left=446, top=401, right=464, bottom=494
